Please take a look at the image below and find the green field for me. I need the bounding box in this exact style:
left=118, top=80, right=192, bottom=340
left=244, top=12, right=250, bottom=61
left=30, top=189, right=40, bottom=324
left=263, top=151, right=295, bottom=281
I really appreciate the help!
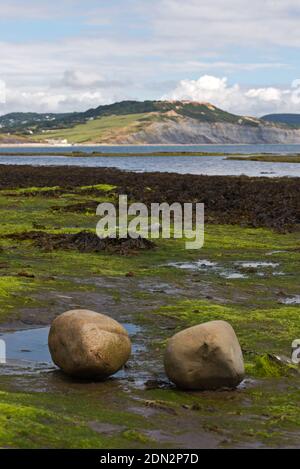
left=34, top=113, right=153, bottom=144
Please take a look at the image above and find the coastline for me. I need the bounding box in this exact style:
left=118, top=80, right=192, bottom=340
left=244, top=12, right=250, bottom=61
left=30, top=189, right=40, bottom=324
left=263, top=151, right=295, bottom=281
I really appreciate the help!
left=0, top=148, right=299, bottom=163
left=3, top=142, right=300, bottom=148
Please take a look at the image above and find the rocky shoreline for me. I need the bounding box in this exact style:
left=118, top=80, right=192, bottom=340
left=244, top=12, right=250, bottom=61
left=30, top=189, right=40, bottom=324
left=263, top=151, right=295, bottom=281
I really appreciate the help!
left=0, top=163, right=299, bottom=448
left=1, top=164, right=299, bottom=232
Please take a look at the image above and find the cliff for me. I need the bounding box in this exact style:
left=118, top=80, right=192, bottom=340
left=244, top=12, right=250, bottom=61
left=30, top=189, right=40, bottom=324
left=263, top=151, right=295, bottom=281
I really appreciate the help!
left=1, top=100, right=300, bottom=144
left=117, top=115, right=300, bottom=144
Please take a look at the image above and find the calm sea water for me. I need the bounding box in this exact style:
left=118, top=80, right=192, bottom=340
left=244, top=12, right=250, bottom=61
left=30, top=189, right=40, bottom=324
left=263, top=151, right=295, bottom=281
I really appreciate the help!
left=0, top=144, right=300, bottom=177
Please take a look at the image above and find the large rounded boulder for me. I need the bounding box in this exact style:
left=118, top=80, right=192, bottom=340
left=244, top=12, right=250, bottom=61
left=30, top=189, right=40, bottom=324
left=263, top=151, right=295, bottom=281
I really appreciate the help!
left=48, top=309, right=131, bottom=379
left=164, top=320, right=244, bottom=390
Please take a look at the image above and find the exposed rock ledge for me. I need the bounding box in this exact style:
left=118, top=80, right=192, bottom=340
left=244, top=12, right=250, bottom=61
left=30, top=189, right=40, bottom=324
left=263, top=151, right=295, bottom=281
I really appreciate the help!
left=120, top=117, right=300, bottom=144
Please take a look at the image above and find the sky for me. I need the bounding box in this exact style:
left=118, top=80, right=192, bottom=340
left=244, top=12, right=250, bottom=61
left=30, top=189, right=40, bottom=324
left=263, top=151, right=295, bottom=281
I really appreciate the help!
left=1, top=0, right=300, bottom=116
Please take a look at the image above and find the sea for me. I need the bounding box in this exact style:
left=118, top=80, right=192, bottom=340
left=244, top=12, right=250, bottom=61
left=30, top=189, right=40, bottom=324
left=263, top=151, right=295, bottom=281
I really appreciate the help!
left=0, top=144, right=300, bottom=177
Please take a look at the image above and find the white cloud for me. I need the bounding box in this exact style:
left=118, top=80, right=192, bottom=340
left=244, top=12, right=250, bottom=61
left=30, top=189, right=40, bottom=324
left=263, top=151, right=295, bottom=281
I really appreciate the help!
left=0, top=1, right=300, bottom=114
left=0, top=60, right=132, bottom=113
left=0, top=87, right=116, bottom=114
left=0, top=2, right=53, bottom=19
left=245, top=88, right=282, bottom=102
left=0, top=80, right=6, bottom=103
left=55, top=70, right=127, bottom=90
left=181, top=62, right=286, bottom=72
left=151, top=0, right=300, bottom=48
left=0, top=0, right=86, bottom=20
left=2, top=72, right=300, bottom=116
left=163, top=75, right=300, bottom=116
left=60, top=70, right=102, bottom=88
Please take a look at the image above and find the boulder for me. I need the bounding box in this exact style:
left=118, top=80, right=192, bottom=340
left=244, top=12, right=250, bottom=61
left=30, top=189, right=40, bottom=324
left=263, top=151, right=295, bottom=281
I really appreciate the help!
left=48, top=309, right=131, bottom=379
left=164, top=320, right=244, bottom=390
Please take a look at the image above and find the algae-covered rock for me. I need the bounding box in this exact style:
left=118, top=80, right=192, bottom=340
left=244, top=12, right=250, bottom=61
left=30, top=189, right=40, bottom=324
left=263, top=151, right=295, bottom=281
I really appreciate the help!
left=246, top=353, right=299, bottom=378
left=48, top=309, right=131, bottom=379
left=164, top=320, right=244, bottom=390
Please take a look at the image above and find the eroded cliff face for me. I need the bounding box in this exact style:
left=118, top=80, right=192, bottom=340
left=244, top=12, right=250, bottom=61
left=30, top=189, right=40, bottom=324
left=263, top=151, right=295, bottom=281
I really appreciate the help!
left=2, top=101, right=300, bottom=145
left=117, top=117, right=300, bottom=144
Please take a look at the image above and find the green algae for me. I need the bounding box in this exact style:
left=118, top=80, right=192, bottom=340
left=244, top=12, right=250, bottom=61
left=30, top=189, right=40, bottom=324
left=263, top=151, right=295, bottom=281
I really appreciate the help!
left=0, top=389, right=153, bottom=449
left=123, top=429, right=153, bottom=444
left=0, top=186, right=299, bottom=322
left=228, top=154, right=300, bottom=163
left=0, top=184, right=300, bottom=448
left=142, top=382, right=300, bottom=448
left=246, top=354, right=298, bottom=378
left=0, top=277, right=31, bottom=320
left=0, top=277, right=24, bottom=298
left=155, top=298, right=300, bottom=358
left=78, top=183, right=117, bottom=192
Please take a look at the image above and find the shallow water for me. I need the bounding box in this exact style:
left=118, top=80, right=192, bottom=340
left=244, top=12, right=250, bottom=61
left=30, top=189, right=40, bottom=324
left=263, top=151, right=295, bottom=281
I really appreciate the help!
left=280, top=295, right=300, bottom=305
left=168, top=258, right=282, bottom=279
left=236, top=261, right=279, bottom=269
left=1, top=144, right=300, bottom=177
left=168, top=259, right=247, bottom=279
left=2, top=143, right=300, bottom=154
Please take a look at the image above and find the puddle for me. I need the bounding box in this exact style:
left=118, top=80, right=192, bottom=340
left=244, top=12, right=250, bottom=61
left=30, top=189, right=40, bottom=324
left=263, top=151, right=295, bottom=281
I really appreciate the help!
left=235, top=261, right=282, bottom=278
left=234, top=260, right=283, bottom=279
left=220, top=272, right=246, bottom=279
left=0, top=327, right=51, bottom=364
left=279, top=295, right=300, bottom=305
left=168, top=260, right=217, bottom=270
left=168, top=258, right=284, bottom=280
left=236, top=261, right=279, bottom=269
left=0, top=322, right=143, bottom=378
left=168, top=260, right=247, bottom=279
left=266, top=250, right=286, bottom=256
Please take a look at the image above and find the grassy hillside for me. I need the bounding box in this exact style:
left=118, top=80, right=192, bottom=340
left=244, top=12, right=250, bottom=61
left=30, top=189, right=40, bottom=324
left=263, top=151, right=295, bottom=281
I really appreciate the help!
left=34, top=113, right=154, bottom=144
left=0, top=100, right=295, bottom=145
left=28, top=101, right=267, bottom=144
left=0, top=100, right=263, bottom=134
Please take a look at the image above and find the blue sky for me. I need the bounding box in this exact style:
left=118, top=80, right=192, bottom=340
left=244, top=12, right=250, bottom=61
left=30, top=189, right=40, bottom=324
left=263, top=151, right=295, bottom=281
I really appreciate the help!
left=1, top=0, right=300, bottom=115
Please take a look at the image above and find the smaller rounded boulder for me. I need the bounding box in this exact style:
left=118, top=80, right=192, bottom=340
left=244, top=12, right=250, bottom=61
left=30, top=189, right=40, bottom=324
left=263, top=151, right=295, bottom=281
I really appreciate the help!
left=48, top=309, right=131, bottom=379
left=164, top=320, right=244, bottom=390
